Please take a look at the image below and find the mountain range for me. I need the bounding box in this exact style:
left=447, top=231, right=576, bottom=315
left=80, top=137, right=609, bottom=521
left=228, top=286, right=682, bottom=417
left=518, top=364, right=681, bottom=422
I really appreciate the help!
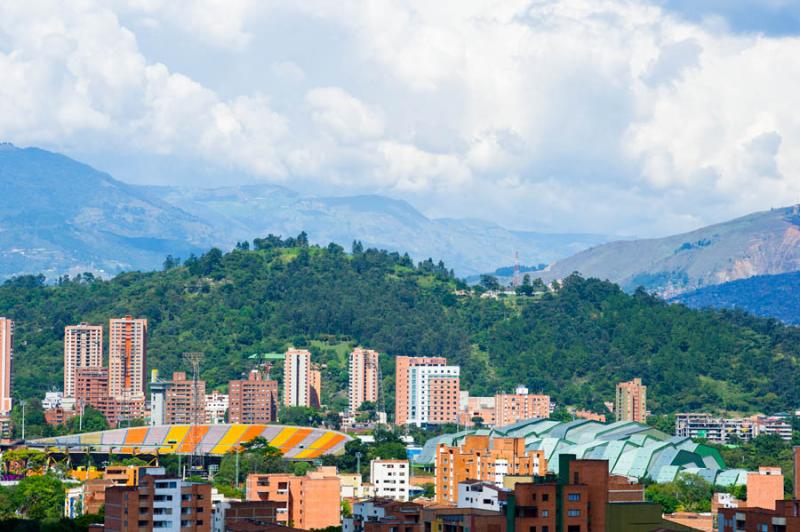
left=0, top=143, right=608, bottom=279
left=541, top=206, right=800, bottom=297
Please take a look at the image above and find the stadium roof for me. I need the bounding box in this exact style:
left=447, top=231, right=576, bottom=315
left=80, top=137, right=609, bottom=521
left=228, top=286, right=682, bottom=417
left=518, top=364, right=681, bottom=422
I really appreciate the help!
left=30, top=424, right=350, bottom=459
left=414, top=418, right=744, bottom=486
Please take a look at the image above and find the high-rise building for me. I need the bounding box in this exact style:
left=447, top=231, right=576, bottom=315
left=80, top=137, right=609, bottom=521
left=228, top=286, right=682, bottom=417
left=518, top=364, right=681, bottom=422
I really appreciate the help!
left=205, top=391, right=229, bottom=424
left=0, top=317, right=13, bottom=418
left=395, top=356, right=460, bottom=426
left=615, top=378, right=647, bottom=423
left=348, top=348, right=379, bottom=415
left=229, top=368, right=278, bottom=424
left=394, top=356, right=447, bottom=426
left=164, top=371, right=206, bottom=425
left=310, top=362, right=322, bottom=409
left=64, top=323, right=103, bottom=399
left=283, top=348, right=312, bottom=407
left=434, top=435, right=547, bottom=504
left=494, top=386, right=551, bottom=427
left=108, top=316, right=147, bottom=401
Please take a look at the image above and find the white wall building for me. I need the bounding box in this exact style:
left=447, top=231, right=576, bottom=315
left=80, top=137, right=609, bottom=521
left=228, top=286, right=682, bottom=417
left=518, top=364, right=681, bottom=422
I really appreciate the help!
left=370, top=459, right=409, bottom=502
left=42, top=391, right=64, bottom=410
left=205, top=391, right=229, bottom=424
left=407, top=364, right=460, bottom=426
left=457, top=481, right=508, bottom=511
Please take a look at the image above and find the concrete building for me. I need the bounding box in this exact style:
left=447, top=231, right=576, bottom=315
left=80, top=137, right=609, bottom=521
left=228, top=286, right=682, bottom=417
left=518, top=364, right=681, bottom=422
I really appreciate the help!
left=164, top=371, right=206, bottom=425
left=64, top=323, right=103, bottom=399
left=65, top=478, right=115, bottom=518
left=746, top=467, right=784, bottom=511
left=370, top=459, right=409, bottom=501
left=283, top=348, right=312, bottom=407
left=108, top=316, right=147, bottom=401
left=575, top=409, right=607, bottom=422
left=310, top=362, right=322, bottom=408
left=339, top=473, right=375, bottom=501
left=245, top=467, right=341, bottom=529
left=394, top=356, right=447, bottom=426
left=457, top=480, right=509, bottom=511
left=349, top=348, right=380, bottom=415
left=676, top=412, right=793, bottom=443
left=615, top=377, right=647, bottom=423
left=0, top=317, right=13, bottom=418
left=149, top=369, right=169, bottom=426
left=43, top=390, right=64, bottom=410
left=458, top=394, right=497, bottom=427
left=435, top=435, right=547, bottom=504
left=344, top=499, right=423, bottom=532
left=229, top=368, right=278, bottom=424
left=494, top=386, right=551, bottom=426
left=395, top=356, right=460, bottom=426
left=104, top=467, right=211, bottom=531
left=205, top=391, right=229, bottom=424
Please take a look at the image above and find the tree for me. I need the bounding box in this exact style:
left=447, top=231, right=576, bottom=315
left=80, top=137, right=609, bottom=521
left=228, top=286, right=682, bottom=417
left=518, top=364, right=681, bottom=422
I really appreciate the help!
left=479, top=274, right=500, bottom=291
left=280, top=406, right=323, bottom=426
left=65, top=406, right=109, bottom=434
left=13, top=474, right=66, bottom=519
left=215, top=438, right=288, bottom=487
left=646, top=482, right=680, bottom=514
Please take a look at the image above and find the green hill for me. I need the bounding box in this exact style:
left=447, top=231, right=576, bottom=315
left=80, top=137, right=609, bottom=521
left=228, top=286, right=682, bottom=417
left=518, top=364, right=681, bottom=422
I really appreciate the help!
left=2, top=236, right=799, bottom=417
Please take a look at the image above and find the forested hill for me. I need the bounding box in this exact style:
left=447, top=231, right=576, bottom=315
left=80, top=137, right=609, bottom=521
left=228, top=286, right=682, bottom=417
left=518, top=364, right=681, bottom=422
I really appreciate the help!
left=1, top=236, right=799, bottom=417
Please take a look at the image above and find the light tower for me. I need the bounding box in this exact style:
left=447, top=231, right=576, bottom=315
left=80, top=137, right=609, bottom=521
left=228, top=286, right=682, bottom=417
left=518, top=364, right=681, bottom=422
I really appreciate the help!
left=512, top=250, right=521, bottom=287
left=183, top=351, right=204, bottom=474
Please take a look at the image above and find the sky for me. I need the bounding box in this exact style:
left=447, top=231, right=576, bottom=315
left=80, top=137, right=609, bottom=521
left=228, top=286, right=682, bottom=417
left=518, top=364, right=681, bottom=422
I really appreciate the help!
left=1, top=0, right=800, bottom=237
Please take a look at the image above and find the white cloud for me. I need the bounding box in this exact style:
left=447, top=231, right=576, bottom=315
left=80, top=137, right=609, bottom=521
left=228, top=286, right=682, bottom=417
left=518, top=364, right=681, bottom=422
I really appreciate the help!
left=2, top=0, right=800, bottom=236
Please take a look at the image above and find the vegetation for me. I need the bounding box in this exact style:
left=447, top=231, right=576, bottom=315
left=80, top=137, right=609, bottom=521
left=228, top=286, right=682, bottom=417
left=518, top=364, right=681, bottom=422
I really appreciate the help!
left=645, top=473, right=713, bottom=513
left=2, top=236, right=800, bottom=417
left=0, top=475, right=66, bottom=520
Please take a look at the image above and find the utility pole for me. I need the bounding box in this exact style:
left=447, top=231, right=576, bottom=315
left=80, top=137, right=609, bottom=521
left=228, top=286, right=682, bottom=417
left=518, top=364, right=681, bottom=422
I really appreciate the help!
left=21, top=400, right=26, bottom=441
left=235, top=446, right=240, bottom=491
left=355, top=451, right=362, bottom=478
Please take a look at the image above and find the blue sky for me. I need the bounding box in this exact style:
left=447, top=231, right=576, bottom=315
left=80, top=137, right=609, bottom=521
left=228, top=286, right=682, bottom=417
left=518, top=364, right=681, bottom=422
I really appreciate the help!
left=1, top=0, right=799, bottom=237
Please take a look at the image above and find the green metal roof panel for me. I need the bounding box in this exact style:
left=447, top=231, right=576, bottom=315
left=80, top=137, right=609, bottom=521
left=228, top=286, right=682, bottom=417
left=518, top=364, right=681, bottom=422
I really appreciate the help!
left=656, top=465, right=681, bottom=483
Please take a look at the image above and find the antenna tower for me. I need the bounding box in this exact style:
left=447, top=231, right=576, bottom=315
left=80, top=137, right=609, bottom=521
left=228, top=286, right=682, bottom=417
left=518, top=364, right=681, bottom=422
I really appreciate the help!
left=183, top=351, right=204, bottom=474
left=513, top=250, right=521, bottom=287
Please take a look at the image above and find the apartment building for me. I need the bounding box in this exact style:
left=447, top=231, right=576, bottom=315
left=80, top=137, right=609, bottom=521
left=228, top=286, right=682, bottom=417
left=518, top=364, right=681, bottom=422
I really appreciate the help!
left=64, top=323, right=103, bottom=398
left=494, top=386, right=551, bottom=427
left=104, top=467, right=211, bottom=531
left=394, top=356, right=447, bottom=426
left=370, top=459, right=410, bottom=501
left=205, top=391, right=228, bottom=424
left=458, top=394, right=497, bottom=427
left=108, top=316, right=147, bottom=401
left=0, top=317, right=13, bottom=420
left=343, top=499, right=423, bottom=532
left=435, top=435, right=547, bottom=504
left=229, top=368, right=278, bottom=424
left=395, top=356, right=460, bottom=426
left=245, top=467, right=341, bottom=529
left=164, top=371, right=206, bottom=425
left=349, top=348, right=380, bottom=414
left=283, top=348, right=312, bottom=407
left=310, top=362, right=322, bottom=408
left=676, top=412, right=792, bottom=443
left=615, top=377, right=647, bottom=423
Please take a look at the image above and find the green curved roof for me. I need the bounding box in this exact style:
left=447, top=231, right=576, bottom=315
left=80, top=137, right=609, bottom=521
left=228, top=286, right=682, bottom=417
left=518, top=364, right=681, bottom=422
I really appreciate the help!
left=414, top=418, right=745, bottom=486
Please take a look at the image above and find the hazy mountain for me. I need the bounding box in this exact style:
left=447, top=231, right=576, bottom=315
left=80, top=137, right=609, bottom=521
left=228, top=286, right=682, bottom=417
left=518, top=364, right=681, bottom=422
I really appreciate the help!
left=672, top=271, right=800, bottom=324
left=0, top=143, right=213, bottom=278
left=541, top=206, right=800, bottom=296
left=145, top=185, right=610, bottom=276
left=0, top=144, right=609, bottom=278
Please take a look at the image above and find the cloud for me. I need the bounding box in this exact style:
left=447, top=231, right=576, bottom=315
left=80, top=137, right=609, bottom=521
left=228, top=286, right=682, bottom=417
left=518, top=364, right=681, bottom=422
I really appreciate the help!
left=2, top=0, right=800, bottom=237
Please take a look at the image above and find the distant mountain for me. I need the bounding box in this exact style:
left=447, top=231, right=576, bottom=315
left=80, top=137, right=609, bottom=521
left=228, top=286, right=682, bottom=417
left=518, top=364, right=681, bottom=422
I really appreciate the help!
left=0, top=143, right=213, bottom=278
left=672, top=271, right=800, bottom=324
left=145, top=185, right=610, bottom=276
left=541, top=206, right=800, bottom=296
left=0, top=144, right=610, bottom=279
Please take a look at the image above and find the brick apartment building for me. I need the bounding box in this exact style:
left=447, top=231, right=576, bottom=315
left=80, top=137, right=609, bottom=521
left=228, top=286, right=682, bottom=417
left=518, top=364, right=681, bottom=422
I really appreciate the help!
left=435, top=435, right=547, bottom=504
left=164, top=371, right=206, bottom=424
left=104, top=467, right=211, bottom=531
left=494, top=387, right=551, bottom=427
left=395, top=356, right=460, bottom=426
left=615, top=378, right=647, bottom=423
left=229, top=368, right=278, bottom=423
left=349, top=348, right=380, bottom=415
left=64, top=323, right=103, bottom=399
left=245, top=466, right=341, bottom=529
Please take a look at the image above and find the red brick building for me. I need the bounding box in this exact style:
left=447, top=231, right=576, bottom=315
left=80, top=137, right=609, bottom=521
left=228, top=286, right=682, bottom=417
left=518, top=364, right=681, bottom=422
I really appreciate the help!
left=228, top=368, right=278, bottom=424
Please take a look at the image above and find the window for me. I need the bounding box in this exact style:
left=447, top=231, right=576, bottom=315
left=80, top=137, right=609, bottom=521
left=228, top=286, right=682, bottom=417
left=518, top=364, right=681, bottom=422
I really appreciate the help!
left=542, top=494, right=549, bottom=502
left=542, top=510, right=549, bottom=517
left=567, top=510, right=581, bottom=517
left=567, top=527, right=581, bottom=532
left=528, top=528, right=536, bottom=532
left=567, top=493, right=581, bottom=501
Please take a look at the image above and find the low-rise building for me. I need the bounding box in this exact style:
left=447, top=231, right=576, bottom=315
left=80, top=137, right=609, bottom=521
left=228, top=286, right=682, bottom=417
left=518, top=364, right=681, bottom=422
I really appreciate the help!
left=343, top=499, right=423, bottom=532
left=457, top=480, right=509, bottom=511
left=245, top=467, right=341, bottom=529
left=370, top=459, right=410, bottom=501
left=205, top=391, right=228, bottom=424
left=65, top=478, right=115, bottom=518
left=494, top=386, right=551, bottom=427
left=676, top=413, right=792, bottom=443
left=104, top=467, right=211, bottom=531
